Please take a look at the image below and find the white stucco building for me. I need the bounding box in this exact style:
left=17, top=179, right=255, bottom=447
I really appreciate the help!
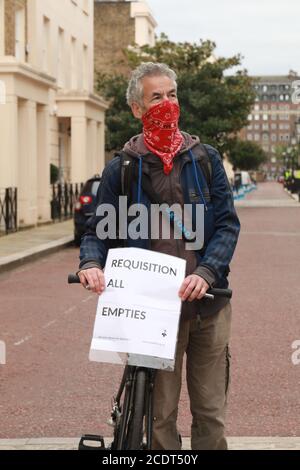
left=0, top=0, right=107, bottom=228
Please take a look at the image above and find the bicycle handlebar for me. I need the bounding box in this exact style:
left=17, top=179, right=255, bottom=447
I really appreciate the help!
left=68, top=273, right=81, bottom=284
left=68, top=274, right=232, bottom=299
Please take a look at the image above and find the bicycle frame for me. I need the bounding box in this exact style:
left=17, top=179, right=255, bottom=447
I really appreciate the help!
left=110, top=365, right=157, bottom=450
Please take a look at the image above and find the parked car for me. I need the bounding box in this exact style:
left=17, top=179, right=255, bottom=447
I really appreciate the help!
left=74, top=175, right=101, bottom=246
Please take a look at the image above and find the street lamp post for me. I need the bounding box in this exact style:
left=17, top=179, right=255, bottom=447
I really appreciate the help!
left=296, top=118, right=300, bottom=144
left=290, top=138, right=296, bottom=172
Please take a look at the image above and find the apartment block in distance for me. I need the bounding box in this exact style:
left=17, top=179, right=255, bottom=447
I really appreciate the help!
left=94, top=0, right=157, bottom=75
left=0, top=0, right=108, bottom=228
left=240, top=72, right=300, bottom=174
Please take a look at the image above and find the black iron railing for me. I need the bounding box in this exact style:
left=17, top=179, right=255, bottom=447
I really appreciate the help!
left=0, top=187, right=18, bottom=234
left=51, top=182, right=83, bottom=221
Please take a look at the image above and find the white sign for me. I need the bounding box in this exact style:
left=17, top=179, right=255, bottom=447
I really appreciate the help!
left=89, top=247, right=186, bottom=370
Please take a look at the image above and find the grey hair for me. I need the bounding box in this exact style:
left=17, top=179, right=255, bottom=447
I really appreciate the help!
left=126, top=62, right=177, bottom=107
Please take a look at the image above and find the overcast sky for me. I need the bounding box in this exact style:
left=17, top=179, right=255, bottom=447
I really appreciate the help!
left=146, top=0, right=300, bottom=76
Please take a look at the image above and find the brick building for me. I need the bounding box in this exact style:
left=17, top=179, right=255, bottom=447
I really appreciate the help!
left=94, top=0, right=157, bottom=76
left=240, top=73, right=300, bottom=174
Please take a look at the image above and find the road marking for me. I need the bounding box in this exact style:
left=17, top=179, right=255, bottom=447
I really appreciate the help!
left=82, top=295, right=94, bottom=303
left=14, top=335, right=32, bottom=346
left=63, top=306, right=76, bottom=315
left=0, top=341, right=6, bottom=364
left=42, top=320, right=57, bottom=329
left=13, top=299, right=94, bottom=347
left=242, top=231, right=300, bottom=237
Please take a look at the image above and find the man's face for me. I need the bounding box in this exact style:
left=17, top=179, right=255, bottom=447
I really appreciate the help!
left=131, top=75, right=178, bottom=119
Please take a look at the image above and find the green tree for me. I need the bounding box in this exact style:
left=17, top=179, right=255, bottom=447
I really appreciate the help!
left=228, top=140, right=267, bottom=170
left=96, top=34, right=255, bottom=153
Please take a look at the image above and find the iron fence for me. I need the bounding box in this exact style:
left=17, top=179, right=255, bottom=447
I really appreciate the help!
left=0, top=187, right=17, bottom=234
left=51, top=182, right=83, bottom=221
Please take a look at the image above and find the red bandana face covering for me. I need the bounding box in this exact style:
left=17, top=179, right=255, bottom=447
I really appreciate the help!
left=142, top=100, right=183, bottom=175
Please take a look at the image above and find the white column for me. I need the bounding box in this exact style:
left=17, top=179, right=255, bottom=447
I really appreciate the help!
left=90, top=119, right=97, bottom=177
left=0, top=95, right=18, bottom=188
left=71, top=116, right=87, bottom=183
left=37, top=105, right=51, bottom=222
left=97, top=121, right=105, bottom=174
left=18, top=100, right=37, bottom=226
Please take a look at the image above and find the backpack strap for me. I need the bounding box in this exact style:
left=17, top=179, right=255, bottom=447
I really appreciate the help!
left=195, top=144, right=212, bottom=190
left=114, top=150, right=135, bottom=200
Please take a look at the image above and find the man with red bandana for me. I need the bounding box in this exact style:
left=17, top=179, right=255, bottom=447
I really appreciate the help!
left=78, top=63, right=240, bottom=450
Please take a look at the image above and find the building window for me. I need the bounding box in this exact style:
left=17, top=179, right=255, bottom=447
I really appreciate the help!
left=254, top=134, right=260, bottom=141
left=0, top=0, right=4, bottom=56
left=83, top=0, right=89, bottom=14
left=271, top=115, right=277, bottom=121
left=15, top=4, right=26, bottom=61
left=279, top=94, right=284, bottom=101
left=262, top=104, right=268, bottom=110
left=58, top=28, right=65, bottom=87
left=247, top=134, right=253, bottom=140
left=263, top=85, right=268, bottom=92
left=247, top=124, right=253, bottom=130
left=262, top=123, right=269, bottom=130
left=71, top=37, right=77, bottom=89
left=271, top=123, right=277, bottom=129
left=248, top=114, right=253, bottom=121
left=42, top=16, right=51, bottom=73
left=262, top=133, right=269, bottom=141
left=271, top=104, right=277, bottom=110
left=83, top=44, right=89, bottom=90
left=263, top=114, right=268, bottom=121
left=254, top=114, right=259, bottom=120
left=254, top=104, right=260, bottom=111
left=254, top=124, right=260, bottom=130
left=271, top=134, right=277, bottom=141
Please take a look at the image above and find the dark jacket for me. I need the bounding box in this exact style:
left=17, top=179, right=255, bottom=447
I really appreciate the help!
left=79, top=133, right=240, bottom=319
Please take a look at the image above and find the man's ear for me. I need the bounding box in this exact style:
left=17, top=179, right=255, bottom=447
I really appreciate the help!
left=131, top=102, right=143, bottom=120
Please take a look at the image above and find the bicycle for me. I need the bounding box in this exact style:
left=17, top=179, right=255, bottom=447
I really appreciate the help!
left=68, top=273, right=232, bottom=450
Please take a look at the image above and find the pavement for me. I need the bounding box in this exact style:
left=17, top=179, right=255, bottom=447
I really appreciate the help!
left=0, top=220, right=74, bottom=272
left=0, top=184, right=300, bottom=451
left=1, top=436, right=300, bottom=450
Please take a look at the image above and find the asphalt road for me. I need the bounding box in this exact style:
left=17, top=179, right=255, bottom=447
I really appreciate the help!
left=1, top=182, right=300, bottom=438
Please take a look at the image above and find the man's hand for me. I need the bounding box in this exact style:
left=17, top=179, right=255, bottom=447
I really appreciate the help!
left=178, top=274, right=209, bottom=302
left=78, top=268, right=105, bottom=295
